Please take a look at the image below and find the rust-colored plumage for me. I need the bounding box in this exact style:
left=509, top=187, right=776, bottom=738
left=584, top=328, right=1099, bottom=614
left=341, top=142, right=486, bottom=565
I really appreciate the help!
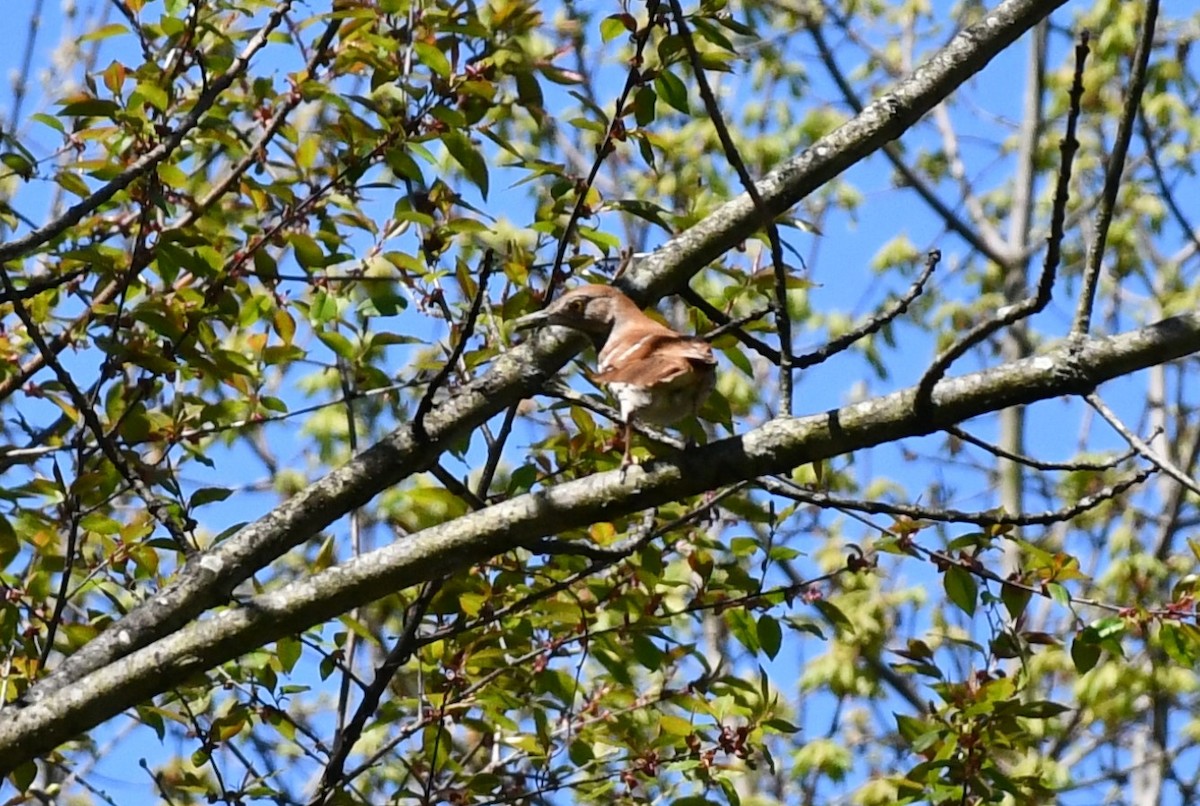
left=513, top=285, right=716, bottom=467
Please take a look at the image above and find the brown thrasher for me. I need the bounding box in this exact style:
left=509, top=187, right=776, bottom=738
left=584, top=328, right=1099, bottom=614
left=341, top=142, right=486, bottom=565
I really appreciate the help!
left=513, top=284, right=716, bottom=467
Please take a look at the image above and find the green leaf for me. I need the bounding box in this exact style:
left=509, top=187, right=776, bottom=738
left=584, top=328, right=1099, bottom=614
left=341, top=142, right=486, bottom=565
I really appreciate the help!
left=189, top=487, right=233, bottom=508
left=317, top=330, right=356, bottom=360
left=1000, top=582, right=1031, bottom=620
left=763, top=717, right=800, bottom=734
left=156, top=162, right=189, bottom=189
left=414, top=41, right=452, bottom=78
left=943, top=566, right=977, bottom=617
left=133, top=81, right=169, bottom=111
left=443, top=131, right=489, bottom=199
left=56, top=170, right=92, bottom=198
left=1046, top=582, right=1070, bottom=606
left=633, top=86, right=657, bottom=127
left=309, top=289, right=339, bottom=324
left=757, top=615, right=782, bottom=660
left=631, top=633, right=662, bottom=671
left=1082, top=616, right=1126, bottom=642
left=1, top=153, right=34, bottom=180
left=31, top=112, right=65, bottom=133
left=0, top=515, right=16, bottom=570
left=12, top=760, right=38, bottom=792
left=654, top=69, right=690, bottom=114
left=289, top=233, right=325, bottom=270
left=296, top=136, right=319, bottom=170
left=599, top=14, right=633, bottom=43
left=58, top=97, right=121, bottom=117
left=276, top=636, right=301, bottom=673
left=659, top=714, right=694, bottom=736
left=812, top=599, right=855, bottom=635
left=726, top=608, right=760, bottom=654
left=1070, top=634, right=1101, bottom=674
left=1162, top=623, right=1200, bottom=666
left=1014, top=700, right=1071, bottom=719
left=79, top=23, right=129, bottom=42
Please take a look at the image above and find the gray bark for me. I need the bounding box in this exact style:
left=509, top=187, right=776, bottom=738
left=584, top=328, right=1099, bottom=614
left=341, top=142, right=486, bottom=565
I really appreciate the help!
left=3, top=0, right=1072, bottom=770
left=2, top=311, right=1199, bottom=771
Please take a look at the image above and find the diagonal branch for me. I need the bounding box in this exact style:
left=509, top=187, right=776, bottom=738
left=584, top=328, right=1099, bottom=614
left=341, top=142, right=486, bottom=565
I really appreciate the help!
left=915, top=30, right=1089, bottom=417
left=1072, top=0, right=1160, bottom=335
left=1086, top=392, right=1200, bottom=499
left=667, top=0, right=794, bottom=414
left=760, top=468, right=1153, bottom=528
left=19, top=0, right=1073, bottom=710
left=5, top=307, right=1200, bottom=770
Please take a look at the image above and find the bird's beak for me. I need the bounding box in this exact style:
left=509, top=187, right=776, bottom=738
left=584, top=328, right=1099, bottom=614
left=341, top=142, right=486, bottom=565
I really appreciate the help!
left=511, top=310, right=553, bottom=331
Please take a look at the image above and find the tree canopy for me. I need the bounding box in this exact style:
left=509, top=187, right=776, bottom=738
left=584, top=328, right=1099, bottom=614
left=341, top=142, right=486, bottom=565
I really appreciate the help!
left=2, top=0, right=1198, bottom=803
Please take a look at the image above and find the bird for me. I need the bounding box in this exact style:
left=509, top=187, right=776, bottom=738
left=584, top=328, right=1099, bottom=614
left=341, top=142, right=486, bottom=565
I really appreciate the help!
left=512, top=284, right=717, bottom=468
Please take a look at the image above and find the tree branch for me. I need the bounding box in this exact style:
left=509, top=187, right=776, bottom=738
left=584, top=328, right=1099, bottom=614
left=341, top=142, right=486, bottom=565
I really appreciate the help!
left=5, top=308, right=1200, bottom=771
left=17, top=0, right=1073, bottom=714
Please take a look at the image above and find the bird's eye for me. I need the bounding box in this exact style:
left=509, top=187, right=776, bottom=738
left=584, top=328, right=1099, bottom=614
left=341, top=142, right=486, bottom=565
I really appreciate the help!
left=568, top=298, right=586, bottom=313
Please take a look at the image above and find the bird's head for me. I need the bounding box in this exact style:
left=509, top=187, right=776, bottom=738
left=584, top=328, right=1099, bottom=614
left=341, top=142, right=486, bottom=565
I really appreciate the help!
left=511, top=285, right=639, bottom=339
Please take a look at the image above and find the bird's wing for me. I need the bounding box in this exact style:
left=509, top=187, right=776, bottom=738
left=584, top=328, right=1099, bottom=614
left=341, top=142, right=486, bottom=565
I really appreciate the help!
left=593, top=335, right=715, bottom=389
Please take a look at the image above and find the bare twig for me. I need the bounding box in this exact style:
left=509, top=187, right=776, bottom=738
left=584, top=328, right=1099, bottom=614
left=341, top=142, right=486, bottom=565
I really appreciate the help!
left=313, top=581, right=443, bottom=804
left=945, top=424, right=1140, bottom=473
left=37, top=459, right=84, bottom=669
left=1086, top=392, right=1200, bottom=498
left=1138, top=111, right=1200, bottom=262
left=668, top=0, right=793, bottom=414
left=430, top=463, right=488, bottom=510
left=413, top=252, right=494, bottom=441
left=915, top=32, right=1090, bottom=417
left=4, top=0, right=44, bottom=133
left=795, top=249, right=938, bottom=370
left=806, top=15, right=1011, bottom=267
left=1073, top=0, right=1159, bottom=335
left=544, top=0, right=662, bottom=301
left=701, top=303, right=775, bottom=342
left=760, top=466, right=1153, bottom=528
left=684, top=250, right=935, bottom=373
left=475, top=404, right=517, bottom=501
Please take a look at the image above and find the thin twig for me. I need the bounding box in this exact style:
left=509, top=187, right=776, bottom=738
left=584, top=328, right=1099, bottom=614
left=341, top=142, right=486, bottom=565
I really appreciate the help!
left=1138, top=110, right=1200, bottom=262
left=430, top=463, right=488, bottom=510
left=1072, top=0, right=1159, bottom=335
left=760, top=466, right=1153, bottom=528
left=413, top=252, right=494, bottom=441
left=795, top=249, right=939, bottom=370
left=332, top=328, right=364, bottom=765
left=806, top=15, right=1011, bottom=267
left=701, top=303, right=775, bottom=342
left=679, top=287, right=781, bottom=363
left=915, top=32, right=1090, bottom=417
left=668, top=0, right=793, bottom=414
left=475, top=404, right=517, bottom=501
left=945, top=424, right=1141, bottom=473
left=313, top=581, right=443, bottom=804
left=0, top=266, right=88, bottom=304
left=1086, top=392, right=1200, bottom=498
left=37, top=459, right=84, bottom=669
left=544, top=0, right=662, bottom=302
